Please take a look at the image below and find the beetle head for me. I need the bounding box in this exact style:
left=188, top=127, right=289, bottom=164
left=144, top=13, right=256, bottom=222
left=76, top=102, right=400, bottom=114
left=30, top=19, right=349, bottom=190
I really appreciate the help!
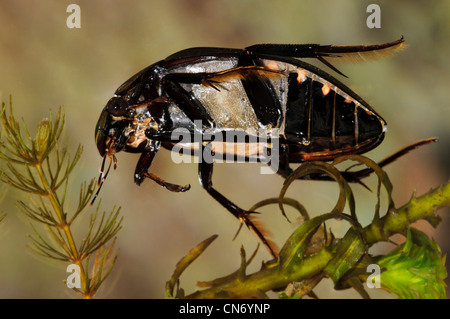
left=95, top=97, right=135, bottom=157
left=93, top=94, right=164, bottom=204
left=92, top=96, right=136, bottom=204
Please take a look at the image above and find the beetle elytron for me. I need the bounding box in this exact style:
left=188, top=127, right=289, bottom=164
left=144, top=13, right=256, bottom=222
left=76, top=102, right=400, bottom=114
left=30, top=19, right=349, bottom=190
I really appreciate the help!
left=94, top=37, right=435, bottom=257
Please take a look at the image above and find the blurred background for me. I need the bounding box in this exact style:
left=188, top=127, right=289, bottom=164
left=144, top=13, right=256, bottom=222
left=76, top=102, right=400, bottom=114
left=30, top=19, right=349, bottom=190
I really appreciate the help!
left=0, top=0, right=448, bottom=298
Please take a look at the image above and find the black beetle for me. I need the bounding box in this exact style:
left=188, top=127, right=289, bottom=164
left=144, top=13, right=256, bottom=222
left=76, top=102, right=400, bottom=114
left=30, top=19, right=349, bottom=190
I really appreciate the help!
left=93, top=38, right=435, bottom=257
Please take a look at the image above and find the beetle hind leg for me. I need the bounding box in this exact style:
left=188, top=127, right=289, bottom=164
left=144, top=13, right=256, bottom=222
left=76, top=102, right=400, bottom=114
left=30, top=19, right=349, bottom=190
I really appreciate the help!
left=199, top=156, right=279, bottom=258
left=245, top=38, right=406, bottom=77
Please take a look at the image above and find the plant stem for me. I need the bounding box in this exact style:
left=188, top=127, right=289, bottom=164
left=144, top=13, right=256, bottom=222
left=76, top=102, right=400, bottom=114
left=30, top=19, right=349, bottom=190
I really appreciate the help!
left=365, top=182, right=450, bottom=244
left=187, top=248, right=333, bottom=299
left=35, top=161, right=89, bottom=295
left=186, top=182, right=450, bottom=298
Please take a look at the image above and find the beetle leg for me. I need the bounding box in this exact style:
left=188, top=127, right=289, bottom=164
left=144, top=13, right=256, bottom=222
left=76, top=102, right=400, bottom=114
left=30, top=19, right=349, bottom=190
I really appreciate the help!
left=161, top=78, right=215, bottom=128
left=245, top=38, right=405, bottom=61
left=339, top=137, right=438, bottom=183
left=245, top=38, right=406, bottom=77
left=164, top=66, right=283, bottom=90
left=235, top=53, right=286, bottom=127
left=134, top=140, right=191, bottom=191
left=198, top=145, right=278, bottom=258
left=275, top=138, right=438, bottom=183
left=162, top=66, right=282, bottom=128
left=200, top=66, right=284, bottom=86
left=272, top=144, right=294, bottom=178
left=134, top=140, right=160, bottom=186
left=142, top=172, right=191, bottom=192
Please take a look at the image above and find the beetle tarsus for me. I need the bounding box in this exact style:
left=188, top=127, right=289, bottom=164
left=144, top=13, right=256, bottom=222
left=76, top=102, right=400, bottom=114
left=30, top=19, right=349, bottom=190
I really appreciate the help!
left=143, top=172, right=191, bottom=192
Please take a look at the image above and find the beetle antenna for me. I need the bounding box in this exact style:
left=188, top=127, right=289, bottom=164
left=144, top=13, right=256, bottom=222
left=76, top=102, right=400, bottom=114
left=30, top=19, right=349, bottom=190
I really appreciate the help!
left=97, top=155, right=107, bottom=186
left=113, top=154, right=118, bottom=170
left=91, top=155, right=113, bottom=206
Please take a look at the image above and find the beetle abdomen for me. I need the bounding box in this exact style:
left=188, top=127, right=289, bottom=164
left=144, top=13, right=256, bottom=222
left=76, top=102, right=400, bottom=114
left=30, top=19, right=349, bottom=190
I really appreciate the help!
left=282, top=66, right=386, bottom=161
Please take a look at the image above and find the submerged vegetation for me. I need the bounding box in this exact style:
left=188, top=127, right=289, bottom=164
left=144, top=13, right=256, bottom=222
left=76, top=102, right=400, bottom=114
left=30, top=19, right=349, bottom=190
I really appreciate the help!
left=1, top=98, right=448, bottom=299
left=0, top=99, right=122, bottom=298
left=167, top=156, right=449, bottom=299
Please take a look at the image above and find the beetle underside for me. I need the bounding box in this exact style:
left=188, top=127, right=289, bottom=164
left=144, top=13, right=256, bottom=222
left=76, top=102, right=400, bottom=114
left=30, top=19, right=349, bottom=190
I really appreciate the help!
left=93, top=38, right=437, bottom=258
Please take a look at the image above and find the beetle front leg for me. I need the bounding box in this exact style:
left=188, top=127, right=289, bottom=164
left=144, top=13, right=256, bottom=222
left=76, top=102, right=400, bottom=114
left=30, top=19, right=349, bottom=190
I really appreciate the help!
left=134, top=141, right=190, bottom=192
left=134, top=141, right=160, bottom=186
left=198, top=148, right=278, bottom=258
left=142, top=172, right=191, bottom=192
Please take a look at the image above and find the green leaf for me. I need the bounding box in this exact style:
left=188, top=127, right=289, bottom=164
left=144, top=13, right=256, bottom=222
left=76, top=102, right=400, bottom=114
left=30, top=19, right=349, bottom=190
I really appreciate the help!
left=324, top=227, right=366, bottom=284
left=166, top=234, right=218, bottom=298
left=333, top=154, right=395, bottom=222
left=278, top=215, right=325, bottom=273
left=376, top=228, right=447, bottom=299
left=36, top=118, right=50, bottom=158
left=278, top=162, right=348, bottom=219
left=248, top=197, right=309, bottom=222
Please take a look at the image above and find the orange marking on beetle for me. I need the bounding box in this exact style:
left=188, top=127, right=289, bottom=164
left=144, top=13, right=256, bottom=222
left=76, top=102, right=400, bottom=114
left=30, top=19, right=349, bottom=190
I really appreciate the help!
left=265, top=60, right=280, bottom=71
left=296, top=68, right=307, bottom=83
left=321, top=83, right=331, bottom=96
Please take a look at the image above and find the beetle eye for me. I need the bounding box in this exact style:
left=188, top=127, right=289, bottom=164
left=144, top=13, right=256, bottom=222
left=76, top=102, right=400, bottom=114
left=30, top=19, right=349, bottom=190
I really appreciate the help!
left=106, top=97, right=129, bottom=116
